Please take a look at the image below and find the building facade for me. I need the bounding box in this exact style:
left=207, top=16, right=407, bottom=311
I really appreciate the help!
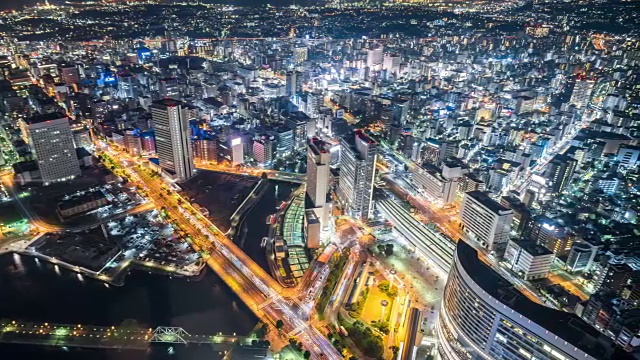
left=438, top=241, right=628, bottom=360
left=337, top=130, right=377, bottom=220
left=307, top=137, right=330, bottom=208
left=20, top=112, right=80, bottom=185
left=150, top=99, right=195, bottom=181
left=460, top=191, right=513, bottom=254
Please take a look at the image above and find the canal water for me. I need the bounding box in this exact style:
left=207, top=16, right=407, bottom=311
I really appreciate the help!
left=232, top=181, right=299, bottom=272
left=0, top=253, right=257, bottom=360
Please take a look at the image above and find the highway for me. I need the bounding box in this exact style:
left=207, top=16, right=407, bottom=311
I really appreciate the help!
left=195, top=161, right=305, bottom=184
left=101, top=148, right=341, bottom=359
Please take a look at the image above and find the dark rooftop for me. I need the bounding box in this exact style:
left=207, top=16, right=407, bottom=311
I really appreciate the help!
left=466, top=190, right=512, bottom=215
left=25, top=112, right=67, bottom=125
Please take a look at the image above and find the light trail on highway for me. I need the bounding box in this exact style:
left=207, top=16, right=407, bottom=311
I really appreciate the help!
left=100, top=146, right=341, bottom=359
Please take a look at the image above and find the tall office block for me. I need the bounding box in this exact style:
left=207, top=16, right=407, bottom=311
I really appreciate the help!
left=285, top=71, right=302, bottom=97
left=337, top=130, right=377, bottom=220
left=545, top=153, right=577, bottom=194
left=116, top=72, right=139, bottom=100
left=150, top=99, right=195, bottom=181
left=20, top=113, right=80, bottom=185
left=616, top=144, right=640, bottom=168
left=253, top=136, right=275, bottom=166
left=438, top=241, right=629, bottom=360
left=569, top=76, right=595, bottom=109
left=460, top=190, right=513, bottom=254
left=307, top=137, right=330, bottom=208
left=158, top=77, right=180, bottom=99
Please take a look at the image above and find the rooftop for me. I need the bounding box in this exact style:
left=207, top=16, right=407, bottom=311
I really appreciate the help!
left=25, top=112, right=67, bottom=125
left=466, top=190, right=512, bottom=215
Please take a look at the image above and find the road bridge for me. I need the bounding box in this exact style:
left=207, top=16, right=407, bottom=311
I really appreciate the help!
left=0, top=320, right=249, bottom=350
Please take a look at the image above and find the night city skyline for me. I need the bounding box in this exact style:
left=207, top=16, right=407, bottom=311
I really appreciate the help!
left=0, top=0, right=638, bottom=360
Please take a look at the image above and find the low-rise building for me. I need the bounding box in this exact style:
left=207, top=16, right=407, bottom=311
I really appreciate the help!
left=504, top=239, right=554, bottom=280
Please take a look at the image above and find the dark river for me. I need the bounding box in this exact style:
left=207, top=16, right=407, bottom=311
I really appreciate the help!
left=0, top=253, right=257, bottom=360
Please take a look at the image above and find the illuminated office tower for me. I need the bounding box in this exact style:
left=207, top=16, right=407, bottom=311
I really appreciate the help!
left=569, top=76, right=595, bottom=109
left=337, top=130, right=377, bottom=220
left=20, top=112, right=80, bottom=185
left=438, top=241, right=630, bottom=360
left=307, top=137, right=330, bottom=208
left=544, top=153, right=577, bottom=194
left=116, top=72, right=139, bottom=100
left=150, top=99, right=195, bottom=181
left=158, top=77, right=180, bottom=99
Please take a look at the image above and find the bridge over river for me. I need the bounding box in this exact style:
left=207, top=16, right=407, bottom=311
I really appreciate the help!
left=0, top=320, right=252, bottom=351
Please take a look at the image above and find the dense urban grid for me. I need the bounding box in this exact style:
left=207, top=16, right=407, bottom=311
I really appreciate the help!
left=0, top=0, right=639, bottom=359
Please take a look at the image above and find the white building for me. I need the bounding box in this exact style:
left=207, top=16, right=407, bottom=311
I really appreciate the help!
left=150, top=99, right=196, bottom=181
left=616, top=144, right=639, bottom=169
left=569, top=77, right=595, bottom=109
left=460, top=190, right=513, bottom=254
left=411, top=164, right=458, bottom=205
left=504, top=239, right=554, bottom=280
left=337, top=130, right=377, bottom=220
left=20, top=113, right=80, bottom=185
left=307, top=137, right=330, bottom=208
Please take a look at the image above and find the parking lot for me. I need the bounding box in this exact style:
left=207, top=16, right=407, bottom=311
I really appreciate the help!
left=180, top=170, right=259, bottom=232
left=106, top=210, right=200, bottom=270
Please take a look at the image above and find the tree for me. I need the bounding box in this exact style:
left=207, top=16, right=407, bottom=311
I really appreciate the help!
left=275, top=319, right=284, bottom=331
left=384, top=243, right=394, bottom=256
left=378, top=280, right=390, bottom=293
left=303, top=350, right=311, bottom=359
left=377, top=244, right=386, bottom=254
left=390, top=345, right=400, bottom=358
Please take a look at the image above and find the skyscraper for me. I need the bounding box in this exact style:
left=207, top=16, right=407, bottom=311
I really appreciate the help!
left=20, top=112, right=80, bottom=185
left=460, top=190, right=513, bottom=254
left=569, top=76, right=595, bottom=109
left=545, top=153, right=577, bottom=194
left=150, top=99, right=196, bottom=181
left=337, top=130, right=377, bottom=220
left=285, top=71, right=302, bottom=97
left=307, top=137, right=330, bottom=208
left=158, top=77, right=180, bottom=99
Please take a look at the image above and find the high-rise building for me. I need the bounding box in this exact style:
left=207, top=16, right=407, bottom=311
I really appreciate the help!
left=366, top=46, right=383, bottom=68
left=438, top=240, right=630, bottom=360
left=158, top=77, right=180, bottom=99
left=616, top=144, right=640, bottom=169
left=20, top=112, right=80, bottom=185
left=569, top=76, right=595, bottom=109
left=566, top=241, right=600, bottom=273
left=285, top=111, right=310, bottom=151
left=150, top=99, right=196, bottom=181
left=307, top=137, right=330, bottom=208
left=545, top=153, right=577, bottom=194
left=192, top=138, right=217, bottom=162
left=523, top=215, right=574, bottom=256
left=116, top=72, right=139, bottom=100
left=252, top=135, right=275, bottom=165
left=503, top=239, right=554, bottom=280
left=337, top=130, right=377, bottom=220
left=460, top=190, right=513, bottom=254
left=411, top=163, right=458, bottom=205
left=293, top=45, right=308, bottom=64
left=285, top=71, right=302, bottom=97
